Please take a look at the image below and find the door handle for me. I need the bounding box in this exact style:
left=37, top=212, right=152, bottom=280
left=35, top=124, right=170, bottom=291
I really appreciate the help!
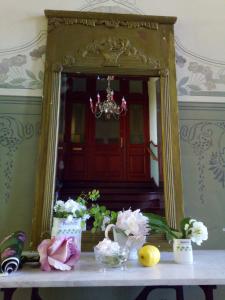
left=120, top=137, right=123, bottom=148
left=72, top=147, right=83, bottom=151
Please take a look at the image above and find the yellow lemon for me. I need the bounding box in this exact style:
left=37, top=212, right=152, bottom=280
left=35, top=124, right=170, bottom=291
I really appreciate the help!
left=138, top=245, right=160, bottom=267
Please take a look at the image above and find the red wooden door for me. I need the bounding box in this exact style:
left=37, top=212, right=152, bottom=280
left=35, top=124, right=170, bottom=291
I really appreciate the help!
left=60, top=75, right=150, bottom=183
left=88, top=113, right=125, bottom=181
left=125, top=78, right=150, bottom=182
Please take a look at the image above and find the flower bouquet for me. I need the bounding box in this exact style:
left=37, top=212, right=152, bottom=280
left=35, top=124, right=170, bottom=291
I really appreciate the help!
left=51, top=189, right=100, bottom=251
left=147, top=213, right=208, bottom=264
left=105, top=209, right=150, bottom=260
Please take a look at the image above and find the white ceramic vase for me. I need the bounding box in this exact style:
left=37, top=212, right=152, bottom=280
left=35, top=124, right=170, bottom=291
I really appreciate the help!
left=173, top=239, right=193, bottom=264
left=51, top=217, right=82, bottom=251
left=105, top=224, right=145, bottom=260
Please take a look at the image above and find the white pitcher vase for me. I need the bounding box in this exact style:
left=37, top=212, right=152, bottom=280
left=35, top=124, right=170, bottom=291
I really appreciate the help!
left=173, top=239, right=193, bottom=264
left=105, top=224, right=145, bottom=260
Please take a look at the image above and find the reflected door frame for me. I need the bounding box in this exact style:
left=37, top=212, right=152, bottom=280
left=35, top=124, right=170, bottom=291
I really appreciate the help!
left=62, top=74, right=151, bottom=182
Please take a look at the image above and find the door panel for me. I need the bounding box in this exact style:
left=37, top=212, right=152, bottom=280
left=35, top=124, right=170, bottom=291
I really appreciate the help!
left=126, top=97, right=150, bottom=182
left=61, top=75, right=150, bottom=183
left=93, top=153, right=122, bottom=180
left=64, top=152, right=86, bottom=180
left=127, top=148, right=148, bottom=180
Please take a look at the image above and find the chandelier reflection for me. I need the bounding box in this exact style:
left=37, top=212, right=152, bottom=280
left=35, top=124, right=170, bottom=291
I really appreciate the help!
left=89, top=76, right=127, bottom=119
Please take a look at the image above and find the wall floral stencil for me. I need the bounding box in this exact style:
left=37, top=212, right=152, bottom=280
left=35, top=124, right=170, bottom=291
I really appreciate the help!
left=180, top=120, right=225, bottom=203
left=79, top=0, right=142, bottom=14
left=0, top=4, right=224, bottom=99
left=0, top=31, right=46, bottom=96
left=176, top=38, right=225, bottom=97
left=0, top=115, right=40, bottom=203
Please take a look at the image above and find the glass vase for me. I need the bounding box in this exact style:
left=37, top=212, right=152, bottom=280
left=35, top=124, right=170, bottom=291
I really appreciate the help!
left=105, top=224, right=145, bottom=260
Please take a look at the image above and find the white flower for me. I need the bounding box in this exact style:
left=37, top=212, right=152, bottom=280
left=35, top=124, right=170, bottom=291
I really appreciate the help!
left=95, top=238, right=120, bottom=256
left=184, top=223, right=190, bottom=231
left=188, top=221, right=208, bottom=246
left=101, top=216, right=111, bottom=231
left=65, top=215, right=73, bottom=223
left=64, top=199, right=79, bottom=213
left=53, top=198, right=88, bottom=220
left=54, top=200, right=65, bottom=212
left=82, top=214, right=90, bottom=221
left=116, top=209, right=149, bottom=237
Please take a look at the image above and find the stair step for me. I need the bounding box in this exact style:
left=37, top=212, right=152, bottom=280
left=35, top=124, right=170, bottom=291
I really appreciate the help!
left=58, top=180, right=164, bottom=214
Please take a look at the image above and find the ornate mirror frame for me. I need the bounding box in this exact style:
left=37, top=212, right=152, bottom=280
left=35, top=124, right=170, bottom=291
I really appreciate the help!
left=31, top=10, right=184, bottom=249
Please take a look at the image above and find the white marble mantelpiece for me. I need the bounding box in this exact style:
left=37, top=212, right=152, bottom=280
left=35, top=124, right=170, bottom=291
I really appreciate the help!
left=0, top=251, right=225, bottom=288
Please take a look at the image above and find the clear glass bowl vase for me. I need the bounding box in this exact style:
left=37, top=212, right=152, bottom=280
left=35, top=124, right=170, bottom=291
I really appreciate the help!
left=94, top=246, right=129, bottom=269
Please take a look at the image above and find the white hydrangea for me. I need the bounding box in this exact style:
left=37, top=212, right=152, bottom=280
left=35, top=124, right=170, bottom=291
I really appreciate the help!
left=54, top=198, right=88, bottom=219
left=96, top=238, right=120, bottom=256
left=186, top=220, right=208, bottom=246
left=64, top=198, right=81, bottom=214
left=54, top=200, right=65, bottom=212
left=116, top=209, right=149, bottom=236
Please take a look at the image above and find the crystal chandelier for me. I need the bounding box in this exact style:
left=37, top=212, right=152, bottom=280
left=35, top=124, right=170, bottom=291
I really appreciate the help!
left=89, top=76, right=127, bottom=119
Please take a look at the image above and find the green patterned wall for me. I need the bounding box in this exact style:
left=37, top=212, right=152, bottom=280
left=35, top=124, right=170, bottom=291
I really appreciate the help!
left=0, top=98, right=224, bottom=251
left=0, top=96, right=41, bottom=243
left=179, top=102, right=225, bottom=250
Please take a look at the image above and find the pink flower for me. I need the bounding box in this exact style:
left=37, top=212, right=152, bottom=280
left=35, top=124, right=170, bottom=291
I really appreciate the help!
left=37, top=237, right=80, bottom=272
left=1, top=248, right=16, bottom=259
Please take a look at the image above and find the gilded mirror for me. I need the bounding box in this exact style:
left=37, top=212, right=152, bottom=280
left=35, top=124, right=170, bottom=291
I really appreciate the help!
left=31, top=10, right=184, bottom=250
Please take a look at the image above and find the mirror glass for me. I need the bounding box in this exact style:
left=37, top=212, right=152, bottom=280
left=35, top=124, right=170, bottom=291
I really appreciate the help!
left=55, top=72, right=164, bottom=228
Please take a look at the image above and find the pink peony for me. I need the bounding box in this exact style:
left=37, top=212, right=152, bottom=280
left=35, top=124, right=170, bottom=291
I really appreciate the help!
left=37, top=237, right=80, bottom=272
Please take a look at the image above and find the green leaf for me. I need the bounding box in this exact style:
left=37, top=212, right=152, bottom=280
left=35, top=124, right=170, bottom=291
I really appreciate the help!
left=26, top=69, right=37, bottom=80
left=9, top=78, right=26, bottom=85
left=180, top=217, right=191, bottom=238
left=100, top=206, right=106, bottom=212
left=145, top=213, right=180, bottom=241
left=28, top=80, right=38, bottom=88
left=187, top=84, right=202, bottom=91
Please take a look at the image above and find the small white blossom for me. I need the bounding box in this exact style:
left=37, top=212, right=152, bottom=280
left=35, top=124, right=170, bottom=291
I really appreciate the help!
left=64, top=199, right=79, bottom=213
left=54, top=200, right=65, bottom=212
left=96, top=238, right=120, bottom=256
left=65, top=215, right=73, bottom=223
left=187, top=221, right=208, bottom=246
left=116, top=209, right=149, bottom=237
left=189, top=219, right=196, bottom=224
left=184, top=224, right=189, bottom=231
left=53, top=198, right=88, bottom=220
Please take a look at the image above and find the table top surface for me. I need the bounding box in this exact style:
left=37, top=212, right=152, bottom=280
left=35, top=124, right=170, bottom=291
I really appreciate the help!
left=0, top=250, right=225, bottom=288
